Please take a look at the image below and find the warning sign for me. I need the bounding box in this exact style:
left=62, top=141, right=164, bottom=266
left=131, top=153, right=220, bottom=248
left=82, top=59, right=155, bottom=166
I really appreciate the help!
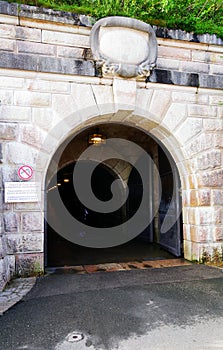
left=18, top=165, right=33, bottom=181
left=4, top=182, right=40, bottom=203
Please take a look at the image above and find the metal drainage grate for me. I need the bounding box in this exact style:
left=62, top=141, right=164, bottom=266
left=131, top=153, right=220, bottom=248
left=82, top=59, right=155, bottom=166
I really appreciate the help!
left=67, top=332, right=84, bottom=342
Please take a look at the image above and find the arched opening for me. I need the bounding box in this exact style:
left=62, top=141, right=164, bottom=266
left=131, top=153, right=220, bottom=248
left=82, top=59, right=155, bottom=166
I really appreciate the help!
left=45, top=122, right=183, bottom=268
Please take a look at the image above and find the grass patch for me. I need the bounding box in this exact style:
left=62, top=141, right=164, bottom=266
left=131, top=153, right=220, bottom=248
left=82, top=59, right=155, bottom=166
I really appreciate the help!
left=6, top=0, right=223, bottom=39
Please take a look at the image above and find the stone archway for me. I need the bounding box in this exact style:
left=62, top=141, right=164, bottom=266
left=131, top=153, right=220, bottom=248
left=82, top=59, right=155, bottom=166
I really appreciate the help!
left=44, top=120, right=183, bottom=267
left=27, top=78, right=222, bottom=275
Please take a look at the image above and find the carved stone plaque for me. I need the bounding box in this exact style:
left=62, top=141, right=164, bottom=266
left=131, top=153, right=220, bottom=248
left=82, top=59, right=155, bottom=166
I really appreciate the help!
left=90, top=16, right=158, bottom=78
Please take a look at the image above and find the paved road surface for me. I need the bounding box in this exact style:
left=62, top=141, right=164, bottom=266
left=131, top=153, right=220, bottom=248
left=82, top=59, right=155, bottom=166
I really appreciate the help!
left=0, top=264, right=223, bottom=350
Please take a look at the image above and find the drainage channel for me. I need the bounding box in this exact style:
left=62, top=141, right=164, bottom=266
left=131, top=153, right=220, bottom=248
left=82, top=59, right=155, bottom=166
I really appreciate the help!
left=46, top=258, right=191, bottom=275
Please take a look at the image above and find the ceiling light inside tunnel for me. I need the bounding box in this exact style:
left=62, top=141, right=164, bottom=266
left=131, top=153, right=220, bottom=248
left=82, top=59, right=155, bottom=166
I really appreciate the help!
left=63, top=178, right=70, bottom=183
left=88, top=128, right=106, bottom=145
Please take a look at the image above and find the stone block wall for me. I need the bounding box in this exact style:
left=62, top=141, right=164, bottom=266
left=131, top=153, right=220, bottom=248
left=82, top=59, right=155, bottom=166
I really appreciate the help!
left=0, top=1, right=222, bottom=290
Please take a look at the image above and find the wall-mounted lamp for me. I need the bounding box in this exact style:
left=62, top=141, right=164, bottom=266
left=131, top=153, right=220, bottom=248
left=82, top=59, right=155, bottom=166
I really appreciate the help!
left=88, top=128, right=106, bottom=145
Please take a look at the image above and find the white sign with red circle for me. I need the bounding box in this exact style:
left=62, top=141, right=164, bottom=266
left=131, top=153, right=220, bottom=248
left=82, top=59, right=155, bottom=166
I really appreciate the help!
left=18, top=165, right=33, bottom=181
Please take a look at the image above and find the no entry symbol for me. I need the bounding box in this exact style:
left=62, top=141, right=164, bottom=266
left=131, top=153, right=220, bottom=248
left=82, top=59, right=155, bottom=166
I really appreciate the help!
left=18, top=165, right=33, bottom=181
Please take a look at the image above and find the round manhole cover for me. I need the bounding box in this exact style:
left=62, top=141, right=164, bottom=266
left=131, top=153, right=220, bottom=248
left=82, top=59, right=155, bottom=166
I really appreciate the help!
left=67, top=332, right=84, bottom=342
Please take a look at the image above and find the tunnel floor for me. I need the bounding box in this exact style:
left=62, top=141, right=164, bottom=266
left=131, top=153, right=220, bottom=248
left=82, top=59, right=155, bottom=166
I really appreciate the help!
left=47, top=238, right=176, bottom=267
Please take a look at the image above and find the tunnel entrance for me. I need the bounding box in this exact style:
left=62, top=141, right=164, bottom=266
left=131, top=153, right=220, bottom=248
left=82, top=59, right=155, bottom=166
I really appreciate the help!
left=45, top=123, right=182, bottom=268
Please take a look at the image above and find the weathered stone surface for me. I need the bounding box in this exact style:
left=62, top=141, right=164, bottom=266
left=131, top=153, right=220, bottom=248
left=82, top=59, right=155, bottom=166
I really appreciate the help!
left=192, top=51, right=207, bottom=62
left=214, top=208, right=223, bottom=224
left=71, top=82, right=98, bottom=111
left=214, top=133, right=223, bottom=147
left=198, top=170, right=223, bottom=187
left=188, top=104, right=217, bottom=118
left=212, top=190, right=223, bottom=206
left=0, top=236, right=6, bottom=258
left=0, top=1, right=18, bottom=16
left=52, top=93, right=78, bottom=119
left=172, top=71, right=200, bottom=87
left=214, top=227, right=223, bottom=241
left=162, top=103, right=187, bottom=131
left=22, top=212, right=43, bottom=232
left=0, top=13, right=18, bottom=25
left=0, top=81, right=14, bottom=101
left=148, top=68, right=173, bottom=84
left=14, top=91, right=51, bottom=107
left=0, top=253, right=15, bottom=291
left=91, top=84, right=115, bottom=115
left=0, top=185, right=11, bottom=211
left=0, top=23, right=41, bottom=41
left=0, top=123, right=18, bottom=140
left=6, top=233, right=43, bottom=253
left=210, top=64, right=223, bottom=75
left=172, top=91, right=208, bottom=104
left=148, top=70, right=201, bottom=88
left=0, top=105, right=31, bottom=122
left=2, top=165, right=18, bottom=182
left=42, top=30, right=89, bottom=48
left=0, top=52, right=95, bottom=76
left=20, top=125, right=46, bottom=149
left=183, top=240, right=193, bottom=261
left=15, top=253, right=44, bottom=277
left=5, top=142, right=38, bottom=166
left=181, top=61, right=209, bottom=74
left=25, top=79, right=70, bottom=93
left=14, top=202, right=41, bottom=211
left=0, top=143, right=2, bottom=163
left=208, top=94, right=223, bottom=106
left=176, top=118, right=202, bottom=144
left=0, top=37, right=15, bottom=51
left=209, top=52, right=223, bottom=64
left=15, top=26, right=40, bottom=42
left=0, top=257, right=8, bottom=291
left=156, top=58, right=180, bottom=70
left=113, top=78, right=136, bottom=109
left=134, top=88, right=153, bottom=114
left=190, top=190, right=211, bottom=207
left=17, top=41, right=56, bottom=56
left=155, top=27, right=223, bottom=45
left=218, top=106, right=223, bottom=118
left=0, top=76, right=24, bottom=89
left=204, top=119, right=223, bottom=131
left=186, top=134, right=214, bottom=157
left=158, top=45, right=190, bottom=60
left=3, top=212, right=19, bottom=232
left=190, top=225, right=213, bottom=243
left=200, top=74, right=223, bottom=89
left=57, top=46, right=84, bottom=59
left=32, top=108, right=54, bottom=131
left=183, top=224, right=190, bottom=240
left=148, top=90, right=171, bottom=120
left=196, top=150, right=222, bottom=170
left=186, top=207, right=215, bottom=225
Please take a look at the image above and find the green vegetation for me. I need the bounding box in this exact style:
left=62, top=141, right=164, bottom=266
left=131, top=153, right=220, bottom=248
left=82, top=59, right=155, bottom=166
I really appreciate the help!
left=201, top=247, right=223, bottom=266
left=10, top=0, right=223, bottom=38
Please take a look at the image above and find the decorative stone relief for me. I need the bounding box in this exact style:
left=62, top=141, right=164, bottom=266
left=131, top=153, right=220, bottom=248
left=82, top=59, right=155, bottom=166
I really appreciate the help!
left=90, top=16, right=158, bottom=78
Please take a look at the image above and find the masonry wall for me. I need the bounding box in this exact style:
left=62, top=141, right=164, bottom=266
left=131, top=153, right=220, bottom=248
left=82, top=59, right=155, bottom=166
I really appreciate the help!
left=0, top=1, right=223, bottom=290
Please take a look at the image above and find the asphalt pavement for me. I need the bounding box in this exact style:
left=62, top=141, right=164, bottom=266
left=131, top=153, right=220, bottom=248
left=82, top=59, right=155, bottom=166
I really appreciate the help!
left=0, top=264, right=223, bottom=350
